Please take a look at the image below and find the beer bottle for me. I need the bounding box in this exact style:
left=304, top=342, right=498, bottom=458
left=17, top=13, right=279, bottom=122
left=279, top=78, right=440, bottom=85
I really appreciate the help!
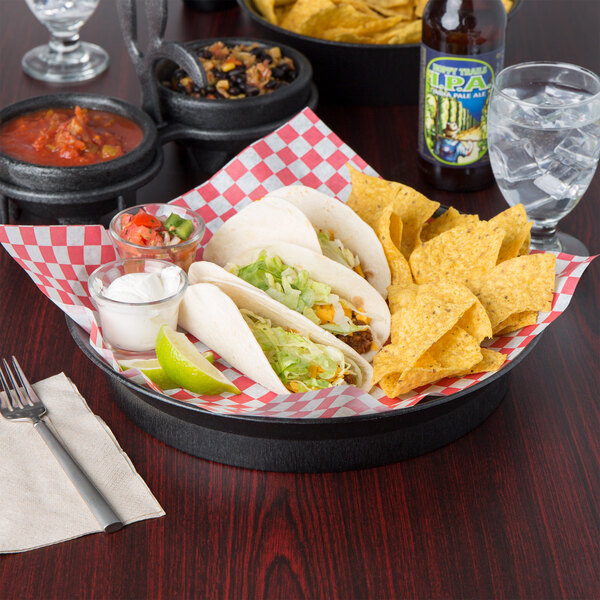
left=417, top=0, right=507, bottom=191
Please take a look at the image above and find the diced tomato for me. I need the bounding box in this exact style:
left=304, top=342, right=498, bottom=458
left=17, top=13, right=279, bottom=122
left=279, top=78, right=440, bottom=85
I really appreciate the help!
left=132, top=210, right=162, bottom=228
left=120, top=209, right=165, bottom=246
left=120, top=216, right=163, bottom=246
left=121, top=214, right=133, bottom=228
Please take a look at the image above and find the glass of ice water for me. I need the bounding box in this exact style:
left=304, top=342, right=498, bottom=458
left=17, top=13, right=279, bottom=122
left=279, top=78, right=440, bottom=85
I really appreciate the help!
left=22, top=0, right=109, bottom=83
left=488, top=62, right=600, bottom=254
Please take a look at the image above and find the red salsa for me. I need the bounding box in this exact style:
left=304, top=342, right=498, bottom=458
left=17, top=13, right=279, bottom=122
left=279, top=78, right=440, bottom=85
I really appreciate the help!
left=0, top=106, right=143, bottom=167
left=120, top=209, right=195, bottom=246
left=111, top=207, right=201, bottom=272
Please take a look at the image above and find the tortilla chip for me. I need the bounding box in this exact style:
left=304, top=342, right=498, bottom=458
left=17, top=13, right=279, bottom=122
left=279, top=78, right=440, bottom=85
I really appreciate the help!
left=281, top=0, right=335, bottom=32
left=377, top=326, right=482, bottom=396
left=254, top=0, right=278, bottom=23
left=367, top=0, right=413, bottom=7
left=332, top=0, right=379, bottom=15
left=380, top=19, right=422, bottom=43
left=375, top=206, right=413, bottom=285
left=473, top=253, right=556, bottom=331
left=518, top=228, right=531, bottom=256
left=409, top=221, right=504, bottom=288
left=371, top=5, right=413, bottom=18
left=493, top=310, right=539, bottom=336
left=346, top=165, right=402, bottom=229
left=300, top=5, right=412, bottom=42
left=420, top=206, right=480, bottom=243
left=414, top=0, right=428, bottom=17
left=301, top=5, right=377, bottom=38
left=489, top=204, right=532, bottom=263
left=456, top=299, right=493, bottom=343
left=274, top=4, right=294, bottom=22
left=421, top=325, right=482, bottom=372
left=347, top=166, right=438, bottom=258
left=374, top=280, right=478, bottom=377
left=387, top=282, right=418, bottom=314
left=455, top=348, right=507, bottom=376
left=393, top=184, right=439, bottom=258
left=372, top=343, right=408, bottom=386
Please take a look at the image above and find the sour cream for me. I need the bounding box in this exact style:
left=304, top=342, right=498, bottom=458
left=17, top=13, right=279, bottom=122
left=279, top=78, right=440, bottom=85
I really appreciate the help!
left=104, top=267, right=182, bottom=303
left=89, top=260, right=188, bottom=352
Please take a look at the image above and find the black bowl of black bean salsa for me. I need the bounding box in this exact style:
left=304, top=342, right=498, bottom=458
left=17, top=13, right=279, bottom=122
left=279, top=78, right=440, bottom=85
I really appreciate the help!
left=155, top=38, right=317, bottom=132
left=153, top=37, right=317, bottom=173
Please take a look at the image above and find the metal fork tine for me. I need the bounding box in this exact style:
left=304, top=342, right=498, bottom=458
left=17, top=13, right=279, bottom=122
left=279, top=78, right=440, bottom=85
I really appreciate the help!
left=11, top=356, right=39, bottom=406
left=2, top=358, right=26, bottom=408
left=0, top=364, right=14, bottom=411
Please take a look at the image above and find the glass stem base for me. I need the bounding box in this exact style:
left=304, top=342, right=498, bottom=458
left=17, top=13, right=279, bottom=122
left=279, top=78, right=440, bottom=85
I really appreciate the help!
left=22, top=39, right=109, bottom=83
left=530, top=224, right=590, bottom=256
left=530, top=224, right=560, bottom=252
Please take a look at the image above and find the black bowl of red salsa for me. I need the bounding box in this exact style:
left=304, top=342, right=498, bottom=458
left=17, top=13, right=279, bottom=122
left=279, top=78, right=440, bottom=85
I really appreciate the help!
left=0, top=94, right=158, bottom=193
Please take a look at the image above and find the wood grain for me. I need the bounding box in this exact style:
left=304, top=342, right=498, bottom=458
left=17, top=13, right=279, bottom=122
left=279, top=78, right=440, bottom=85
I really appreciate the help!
left=0, top=1, right=599, bottom=598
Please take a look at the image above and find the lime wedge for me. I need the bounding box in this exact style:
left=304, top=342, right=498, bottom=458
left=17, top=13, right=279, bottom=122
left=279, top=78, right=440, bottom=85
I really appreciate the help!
left=202, top=351, right=215, bottom=364
left=155, top=325, right=241, bottom=396
left=119, top=358, right=178, bottom=390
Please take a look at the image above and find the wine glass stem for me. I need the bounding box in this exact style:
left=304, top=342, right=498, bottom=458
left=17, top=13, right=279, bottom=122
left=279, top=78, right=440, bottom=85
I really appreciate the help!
left=531, top=223, right=560, bottom=251
left=49, top=33, right=81, bottom=55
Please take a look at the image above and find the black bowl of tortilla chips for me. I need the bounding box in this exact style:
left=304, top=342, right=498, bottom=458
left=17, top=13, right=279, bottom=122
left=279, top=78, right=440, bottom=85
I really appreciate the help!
left=238, top=0, right=522, bottom=106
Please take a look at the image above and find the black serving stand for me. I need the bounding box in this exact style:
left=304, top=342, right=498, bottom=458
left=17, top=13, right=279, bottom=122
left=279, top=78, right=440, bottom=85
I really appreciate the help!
left=0, top=152, right=164, bottom=225
left=1, top=0, right=317, bottom=224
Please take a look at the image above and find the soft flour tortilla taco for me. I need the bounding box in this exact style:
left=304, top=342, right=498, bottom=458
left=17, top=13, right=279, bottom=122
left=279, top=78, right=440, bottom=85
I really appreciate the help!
left=203, top=197, right=321, bottom=265
left=188, top=242, right=391, bottom=361
left=202, top=187, right=391, bottom=297
left=262, top=185, right=391, bottom=297
left=178, top=282, right=373, bottom=394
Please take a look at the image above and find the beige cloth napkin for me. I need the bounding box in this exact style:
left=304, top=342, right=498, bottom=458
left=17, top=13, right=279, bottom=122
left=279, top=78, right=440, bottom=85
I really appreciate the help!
left=0, top=373, right=165, bottom=553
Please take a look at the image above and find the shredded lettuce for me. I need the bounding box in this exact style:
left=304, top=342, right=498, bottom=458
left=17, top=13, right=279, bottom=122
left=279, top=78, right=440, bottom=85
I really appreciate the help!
left=316, top=230, right=360, bottom=270
left=230, top=251, right=368, bottom=336
left=241, top=310, right=357, bottom=392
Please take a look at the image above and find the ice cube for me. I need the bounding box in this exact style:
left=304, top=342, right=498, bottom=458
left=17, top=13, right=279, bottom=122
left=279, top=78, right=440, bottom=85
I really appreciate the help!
left=543, top=84, right=586, bottom=105
left=556, top=128, right=600, bottom=168
left=534, top=172, right=569, bottom=198
left=489, top=121, right=520, bottom=142
left=528, top=87, right=557, bottom=106
left=503, top=86, right=529, bottom=101
left=514, top=103, right=566, bottom=129
left=489, top=139, right=543, bottom=183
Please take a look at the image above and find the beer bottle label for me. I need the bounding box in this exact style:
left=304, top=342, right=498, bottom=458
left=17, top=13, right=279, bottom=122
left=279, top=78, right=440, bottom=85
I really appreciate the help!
left=418, top=45, right=504, bottom=168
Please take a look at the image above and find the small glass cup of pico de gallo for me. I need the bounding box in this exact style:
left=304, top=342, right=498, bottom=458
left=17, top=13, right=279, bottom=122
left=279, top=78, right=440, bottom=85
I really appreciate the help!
left=109, top=204, right=205, bottom=272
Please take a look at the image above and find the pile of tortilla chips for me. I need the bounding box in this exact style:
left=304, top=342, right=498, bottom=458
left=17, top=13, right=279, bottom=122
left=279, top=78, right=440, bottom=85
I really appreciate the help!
left=253, top=0, right=513, bottom=45
left=346, top=167, right=555, bottom=398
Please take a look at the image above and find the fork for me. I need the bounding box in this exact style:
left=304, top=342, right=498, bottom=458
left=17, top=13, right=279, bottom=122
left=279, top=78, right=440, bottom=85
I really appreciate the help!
left=0, top=356, right=123, bottom=533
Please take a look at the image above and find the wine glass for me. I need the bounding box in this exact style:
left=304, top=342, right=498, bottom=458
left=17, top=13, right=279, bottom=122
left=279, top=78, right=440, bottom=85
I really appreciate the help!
left=22, top=0, right=109, bottom=83
left=487, top=61, right=600, bottom=255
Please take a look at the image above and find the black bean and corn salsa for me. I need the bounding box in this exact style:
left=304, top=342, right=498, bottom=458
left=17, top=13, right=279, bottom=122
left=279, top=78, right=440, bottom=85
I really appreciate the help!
left=163, top=41, right=297, bottom=100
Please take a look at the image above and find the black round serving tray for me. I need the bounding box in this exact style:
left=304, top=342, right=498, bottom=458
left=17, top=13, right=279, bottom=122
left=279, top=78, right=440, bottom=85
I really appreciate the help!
left=67, top=316, right=540, bottom=472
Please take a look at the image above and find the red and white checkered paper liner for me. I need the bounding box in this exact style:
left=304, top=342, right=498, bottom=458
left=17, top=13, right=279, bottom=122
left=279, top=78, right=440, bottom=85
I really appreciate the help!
left=0, top=108, right=596, bottom=418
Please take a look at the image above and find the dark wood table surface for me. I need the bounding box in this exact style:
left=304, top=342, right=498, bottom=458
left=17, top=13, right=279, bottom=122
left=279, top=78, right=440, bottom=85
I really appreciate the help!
left=1, top=1, right=599, bottom=598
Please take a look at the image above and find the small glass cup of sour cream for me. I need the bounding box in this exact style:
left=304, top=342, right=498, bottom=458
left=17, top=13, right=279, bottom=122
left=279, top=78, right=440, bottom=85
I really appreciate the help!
left=88, top=258, right=188, bottom=352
